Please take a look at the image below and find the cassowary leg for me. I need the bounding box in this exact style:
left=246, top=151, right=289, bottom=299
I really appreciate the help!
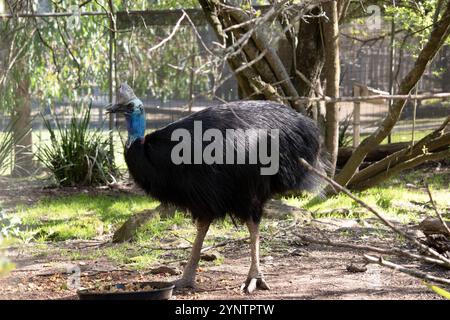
left=174, top=219, right=211, bottom=289
left=241, top=219, right=270, bottom=294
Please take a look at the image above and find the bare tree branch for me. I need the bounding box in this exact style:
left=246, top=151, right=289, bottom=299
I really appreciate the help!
left=364, top=254, right=450, bottom=286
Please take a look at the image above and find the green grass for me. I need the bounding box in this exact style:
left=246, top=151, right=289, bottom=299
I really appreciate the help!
left=4, top=193, right=250, bottom=269
left=353, top=116, right=448, bottom=145
left=359, top=129, right=433, bottom=145
left=283, top=173, right=449, bottom=223
left=13, top=194, right=159, bottom=241
left=421, top=100, right=450, bottom=108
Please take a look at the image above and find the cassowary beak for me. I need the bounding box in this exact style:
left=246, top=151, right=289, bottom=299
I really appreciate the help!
left=106, top=103, right=127, bottom=114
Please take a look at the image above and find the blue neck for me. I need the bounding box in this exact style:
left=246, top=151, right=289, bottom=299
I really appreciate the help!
left=125, top=99, right=146, bottom=148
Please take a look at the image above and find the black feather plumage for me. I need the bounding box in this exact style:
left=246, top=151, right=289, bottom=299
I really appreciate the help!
left=125, top=100, right=323, bottom=223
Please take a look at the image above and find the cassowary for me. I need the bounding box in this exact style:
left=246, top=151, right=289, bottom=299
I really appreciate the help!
left=107, top=83, right=324, bottom=293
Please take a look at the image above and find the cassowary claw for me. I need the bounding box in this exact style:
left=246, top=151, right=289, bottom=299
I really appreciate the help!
left=241, top=277, right=270, bottom=294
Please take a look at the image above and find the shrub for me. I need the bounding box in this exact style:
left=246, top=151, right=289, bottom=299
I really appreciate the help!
left=37, top=104, right=117, bottom=186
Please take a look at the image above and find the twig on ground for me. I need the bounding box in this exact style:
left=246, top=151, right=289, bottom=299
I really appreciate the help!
left=201, top=236, right=250, bottom=253
left=141, top=236, right=250, bottom=254
left=364, top=254, right=450, bottom=286
left=295, top=234, right=449, bottom=267
left=203, top=217, right=299, bottom=253
left=172, top=233, right=194, bottom=245
left=144, top=245, right=192, bottom=251
left=33, top=268, right=136, bottom=277
left=81, top=269, right=137, bottom=276
left=147, top=221, right=295, bottom=255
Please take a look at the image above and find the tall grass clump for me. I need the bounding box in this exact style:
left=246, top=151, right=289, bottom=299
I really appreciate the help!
left=37, top=104, right=117, bottom=186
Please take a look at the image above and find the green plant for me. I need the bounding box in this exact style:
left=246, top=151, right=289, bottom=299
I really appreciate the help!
left=37, top=103, right=117, bottom=186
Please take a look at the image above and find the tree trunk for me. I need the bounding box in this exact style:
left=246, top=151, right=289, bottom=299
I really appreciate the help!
left=322, top=1, right=341, bottom=177
left=198, top=0, right=307, bottom=113
left=228, top=9, right=300, bottom=102
left=292, top=7, right=325, bottom=111
left=11, top=65, right=33, bottom=177
left=334, top=2, right=450, bottom=187
left=199, top=0, right=279, bottom=102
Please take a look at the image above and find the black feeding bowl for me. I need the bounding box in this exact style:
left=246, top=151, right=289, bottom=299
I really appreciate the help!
left=77, top=281, right=175, bottom=300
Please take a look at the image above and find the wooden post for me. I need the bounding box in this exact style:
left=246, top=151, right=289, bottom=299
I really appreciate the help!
left=353, top=84, right=361, bottom=148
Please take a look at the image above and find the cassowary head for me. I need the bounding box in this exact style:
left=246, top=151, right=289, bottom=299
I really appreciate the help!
left=107, top=83, right=146, bottom=146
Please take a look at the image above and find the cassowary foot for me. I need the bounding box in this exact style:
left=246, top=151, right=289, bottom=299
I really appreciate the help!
left=240, top=277, right=270, bottom=294
left=173, top=278, right=195, bottom=290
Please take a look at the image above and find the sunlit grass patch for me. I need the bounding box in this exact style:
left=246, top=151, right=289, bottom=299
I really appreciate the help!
left=13, top=194, right=159, bottom=241
left=360, top=128, right=436, bottom=145
left=134, top=210, right=188, bottom=242
left=283, top=175, right=450, bottom=223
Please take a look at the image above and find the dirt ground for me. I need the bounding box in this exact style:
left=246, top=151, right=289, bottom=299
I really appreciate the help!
left=0, top=234, right=440, bottom=300
left=0, top=177, right=445, bottom=300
